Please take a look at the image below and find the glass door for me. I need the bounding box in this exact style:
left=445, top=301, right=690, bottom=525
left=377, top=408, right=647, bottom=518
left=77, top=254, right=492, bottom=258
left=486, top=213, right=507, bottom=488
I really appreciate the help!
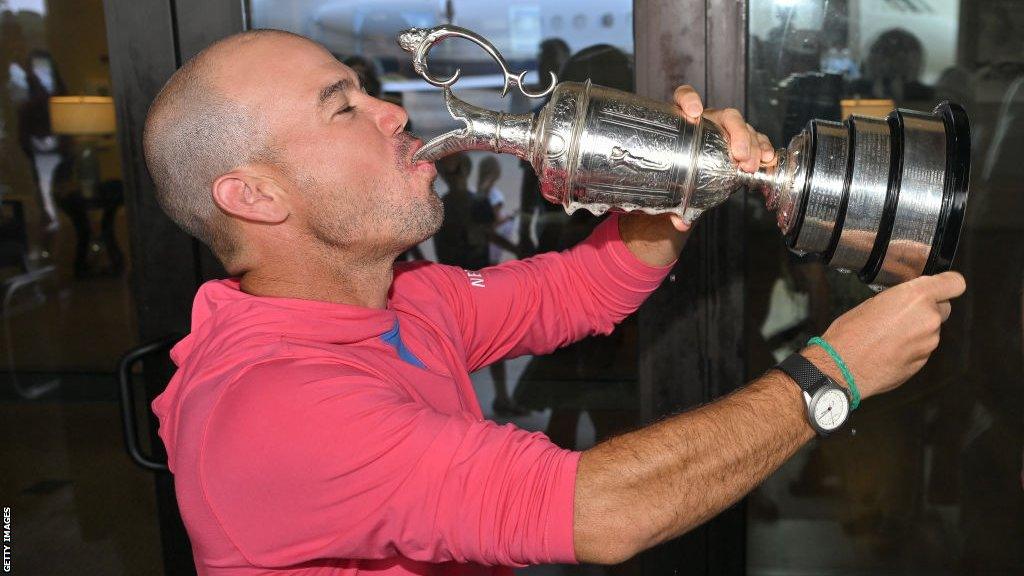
left=100, top=0, right=751, bottom=573
left=745, top=1, right=1023, bottom=573
left=0, top=0, right=162, bottom=573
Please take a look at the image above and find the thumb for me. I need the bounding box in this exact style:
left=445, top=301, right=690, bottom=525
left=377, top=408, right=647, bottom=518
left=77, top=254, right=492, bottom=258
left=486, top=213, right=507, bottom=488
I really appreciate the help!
left=918, top=271, right=967, bottom=302
left=669, top=214, right=691, bottom=232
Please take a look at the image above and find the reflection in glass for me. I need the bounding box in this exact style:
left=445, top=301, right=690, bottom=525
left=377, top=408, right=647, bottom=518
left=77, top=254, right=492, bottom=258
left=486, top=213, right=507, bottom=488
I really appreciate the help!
left=1, top=2, right=156, bottom=574
left=746, top=1, right=1023, bottom=574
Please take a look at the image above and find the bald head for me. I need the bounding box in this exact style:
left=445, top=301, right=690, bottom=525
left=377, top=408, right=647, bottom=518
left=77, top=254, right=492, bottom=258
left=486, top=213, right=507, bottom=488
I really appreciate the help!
left=143, top=29, right=310, bottom=262
left=146, top=28, right=441, bottom=281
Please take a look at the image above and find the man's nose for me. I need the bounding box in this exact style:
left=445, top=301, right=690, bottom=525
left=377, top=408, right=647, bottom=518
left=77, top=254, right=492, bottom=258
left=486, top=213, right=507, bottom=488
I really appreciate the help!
left=375, top=98, right=408, bottom=135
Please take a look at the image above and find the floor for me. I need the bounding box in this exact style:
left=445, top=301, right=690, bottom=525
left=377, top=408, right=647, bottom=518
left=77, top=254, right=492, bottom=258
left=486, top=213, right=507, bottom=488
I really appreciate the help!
left=0, top=373, right=162, bottom=575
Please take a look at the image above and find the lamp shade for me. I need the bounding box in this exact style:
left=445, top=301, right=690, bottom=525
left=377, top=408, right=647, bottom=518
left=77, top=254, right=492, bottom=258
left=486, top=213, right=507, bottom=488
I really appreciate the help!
left=49, top=96, right=116, bottom=136
left=840, top=98, right=895, bottom=120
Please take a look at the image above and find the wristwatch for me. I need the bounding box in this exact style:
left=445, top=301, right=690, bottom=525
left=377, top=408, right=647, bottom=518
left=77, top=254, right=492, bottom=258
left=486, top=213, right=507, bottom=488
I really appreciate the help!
left=776, top=353, right=851, bottom=436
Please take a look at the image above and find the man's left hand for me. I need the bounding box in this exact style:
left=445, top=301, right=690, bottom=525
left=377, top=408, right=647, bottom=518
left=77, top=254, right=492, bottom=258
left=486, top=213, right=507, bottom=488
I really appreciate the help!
left=668, top=85, right=776, bottom=231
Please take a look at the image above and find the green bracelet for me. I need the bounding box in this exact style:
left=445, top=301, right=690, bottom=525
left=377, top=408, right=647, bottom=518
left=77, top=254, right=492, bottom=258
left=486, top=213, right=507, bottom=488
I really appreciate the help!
left=807, top=336, right=860, bottom=410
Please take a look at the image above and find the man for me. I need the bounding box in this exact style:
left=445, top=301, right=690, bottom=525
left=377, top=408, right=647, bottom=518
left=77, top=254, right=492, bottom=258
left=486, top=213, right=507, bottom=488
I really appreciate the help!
left=433, top=153, right=524, bottom=417
left=143, top=30, right=965, bottom=575
left=432, top=153, right=509, bottom=271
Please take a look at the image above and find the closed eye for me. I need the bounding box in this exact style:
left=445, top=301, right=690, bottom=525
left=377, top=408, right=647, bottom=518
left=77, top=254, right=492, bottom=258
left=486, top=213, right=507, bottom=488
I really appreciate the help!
left=336, top=104, right=356, bottom=115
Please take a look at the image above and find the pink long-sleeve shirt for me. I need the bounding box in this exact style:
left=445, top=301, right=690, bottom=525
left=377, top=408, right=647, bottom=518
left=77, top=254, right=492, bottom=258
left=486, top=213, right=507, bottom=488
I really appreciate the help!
left=152, top=214, right=673, bottom=575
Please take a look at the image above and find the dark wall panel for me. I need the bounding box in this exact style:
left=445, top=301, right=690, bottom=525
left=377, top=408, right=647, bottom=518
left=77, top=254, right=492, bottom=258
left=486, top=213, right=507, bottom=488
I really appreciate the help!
left=173, top=0, right=247, bottom=61
left=104, top=0, right=199, bottom=342
left=635, top=0, right=747, bottom=574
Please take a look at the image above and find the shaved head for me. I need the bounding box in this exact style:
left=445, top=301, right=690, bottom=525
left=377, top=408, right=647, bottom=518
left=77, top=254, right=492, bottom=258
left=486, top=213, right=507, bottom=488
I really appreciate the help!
left=143, top=29, right=305, bottom=262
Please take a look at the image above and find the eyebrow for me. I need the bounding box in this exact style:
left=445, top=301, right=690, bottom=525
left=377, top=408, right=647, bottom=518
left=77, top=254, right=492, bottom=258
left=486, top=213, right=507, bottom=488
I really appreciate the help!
left=317, top=78, right=354, bottom=109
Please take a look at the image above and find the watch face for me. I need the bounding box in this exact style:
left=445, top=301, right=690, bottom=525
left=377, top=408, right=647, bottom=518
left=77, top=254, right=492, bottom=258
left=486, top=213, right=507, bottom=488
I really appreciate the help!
left=812, top=387, right=849, bottom=432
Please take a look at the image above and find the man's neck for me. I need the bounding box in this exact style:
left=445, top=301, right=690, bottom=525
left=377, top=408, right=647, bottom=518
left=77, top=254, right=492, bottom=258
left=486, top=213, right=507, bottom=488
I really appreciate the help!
left=238, top=246, right=395, bottom=309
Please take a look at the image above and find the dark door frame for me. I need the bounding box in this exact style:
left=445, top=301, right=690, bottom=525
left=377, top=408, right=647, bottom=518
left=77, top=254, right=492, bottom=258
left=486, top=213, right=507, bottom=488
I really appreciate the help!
left=103, top=1, right=749, bottom=574
left=634, top=1, right=747, bottom=574
left=103, top=1, right=244, bottom=574
left=103, top=2, right=194, bottom=575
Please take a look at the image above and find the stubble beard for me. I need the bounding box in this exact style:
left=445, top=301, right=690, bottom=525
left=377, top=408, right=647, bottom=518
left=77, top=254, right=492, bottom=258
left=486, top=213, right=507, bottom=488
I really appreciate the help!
left=306, top=133, right=444, bottom=259
left=307, top=173, right=443, bottom=260
left=393, top=176, right=444, bottom=250
left=389, top=133, right=444, bottom=248
left=369, top=133, right=444, bottom=254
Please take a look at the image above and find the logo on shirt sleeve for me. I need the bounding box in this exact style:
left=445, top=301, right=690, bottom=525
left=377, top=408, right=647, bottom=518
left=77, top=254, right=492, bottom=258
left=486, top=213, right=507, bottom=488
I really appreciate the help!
left=466, top=270, right=486, bottom=288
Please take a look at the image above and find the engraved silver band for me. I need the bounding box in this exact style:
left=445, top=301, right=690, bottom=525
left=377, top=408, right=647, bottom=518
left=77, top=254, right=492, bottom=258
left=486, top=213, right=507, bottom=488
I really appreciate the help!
left=827, top=116, right=891, bottom=273
left=793, top=121, right=850, bottom=255
left=868, top=111, right=948, bottom=286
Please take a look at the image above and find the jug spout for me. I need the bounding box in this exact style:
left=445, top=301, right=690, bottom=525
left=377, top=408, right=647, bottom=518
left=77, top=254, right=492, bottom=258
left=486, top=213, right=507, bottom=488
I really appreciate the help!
left=412, top=88, right=537, bottom=164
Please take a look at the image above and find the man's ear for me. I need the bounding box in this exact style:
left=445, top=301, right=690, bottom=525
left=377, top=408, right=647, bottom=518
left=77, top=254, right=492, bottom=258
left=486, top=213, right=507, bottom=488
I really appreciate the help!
left=211, top=171, right=289, bottom=224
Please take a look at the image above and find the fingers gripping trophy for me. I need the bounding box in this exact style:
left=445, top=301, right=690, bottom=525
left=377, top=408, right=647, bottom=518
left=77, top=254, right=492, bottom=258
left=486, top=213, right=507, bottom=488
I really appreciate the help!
left=397, top=25, right=971, bottom=288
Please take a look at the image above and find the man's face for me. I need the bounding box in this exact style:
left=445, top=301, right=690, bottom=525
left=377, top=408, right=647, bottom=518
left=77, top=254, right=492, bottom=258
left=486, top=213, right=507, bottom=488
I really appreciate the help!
left=223, top=35, right=442, bottom=257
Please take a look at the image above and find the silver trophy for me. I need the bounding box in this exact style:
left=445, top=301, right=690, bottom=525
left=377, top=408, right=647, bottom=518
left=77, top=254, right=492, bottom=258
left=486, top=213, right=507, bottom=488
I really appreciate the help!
left=398, top=25, right=970, bottom=287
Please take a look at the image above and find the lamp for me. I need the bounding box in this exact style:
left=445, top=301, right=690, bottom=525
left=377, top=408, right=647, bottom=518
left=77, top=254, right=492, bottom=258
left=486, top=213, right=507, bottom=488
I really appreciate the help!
left=49, top=96, right=116, bottom=136
left=49, top=96, right=116, bottom=198
left=840, top=98, right=895, bottom=120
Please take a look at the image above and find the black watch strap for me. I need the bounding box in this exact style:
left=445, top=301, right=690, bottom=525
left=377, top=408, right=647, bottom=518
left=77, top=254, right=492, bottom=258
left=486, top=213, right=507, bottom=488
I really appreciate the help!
left=776, top=353, right=824, bottom=394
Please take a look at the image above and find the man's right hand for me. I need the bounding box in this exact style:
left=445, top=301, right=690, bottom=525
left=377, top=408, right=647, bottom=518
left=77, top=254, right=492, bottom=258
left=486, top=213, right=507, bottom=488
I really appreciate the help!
left=574, top=270, right=968, bottom=565
left=815, top=271, right=967, bottom=400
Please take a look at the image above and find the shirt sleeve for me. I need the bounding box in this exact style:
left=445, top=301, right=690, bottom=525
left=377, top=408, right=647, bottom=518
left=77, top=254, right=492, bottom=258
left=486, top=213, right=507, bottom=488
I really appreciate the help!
left=435, top=213, right=674, bottom=372
left=201, top=359, right=580, bottom=569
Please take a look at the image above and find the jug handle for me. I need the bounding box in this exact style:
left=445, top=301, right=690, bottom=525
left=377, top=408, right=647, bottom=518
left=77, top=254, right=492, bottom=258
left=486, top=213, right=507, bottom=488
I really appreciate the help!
left=397, top=24, right=557, bottom=98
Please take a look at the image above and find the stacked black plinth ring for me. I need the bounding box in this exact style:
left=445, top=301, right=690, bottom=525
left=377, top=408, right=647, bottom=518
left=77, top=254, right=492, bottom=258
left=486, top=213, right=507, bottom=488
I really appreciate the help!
left=783, top=101, right=971, bottom=287
left=923, top=102, right=971, bottom=276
